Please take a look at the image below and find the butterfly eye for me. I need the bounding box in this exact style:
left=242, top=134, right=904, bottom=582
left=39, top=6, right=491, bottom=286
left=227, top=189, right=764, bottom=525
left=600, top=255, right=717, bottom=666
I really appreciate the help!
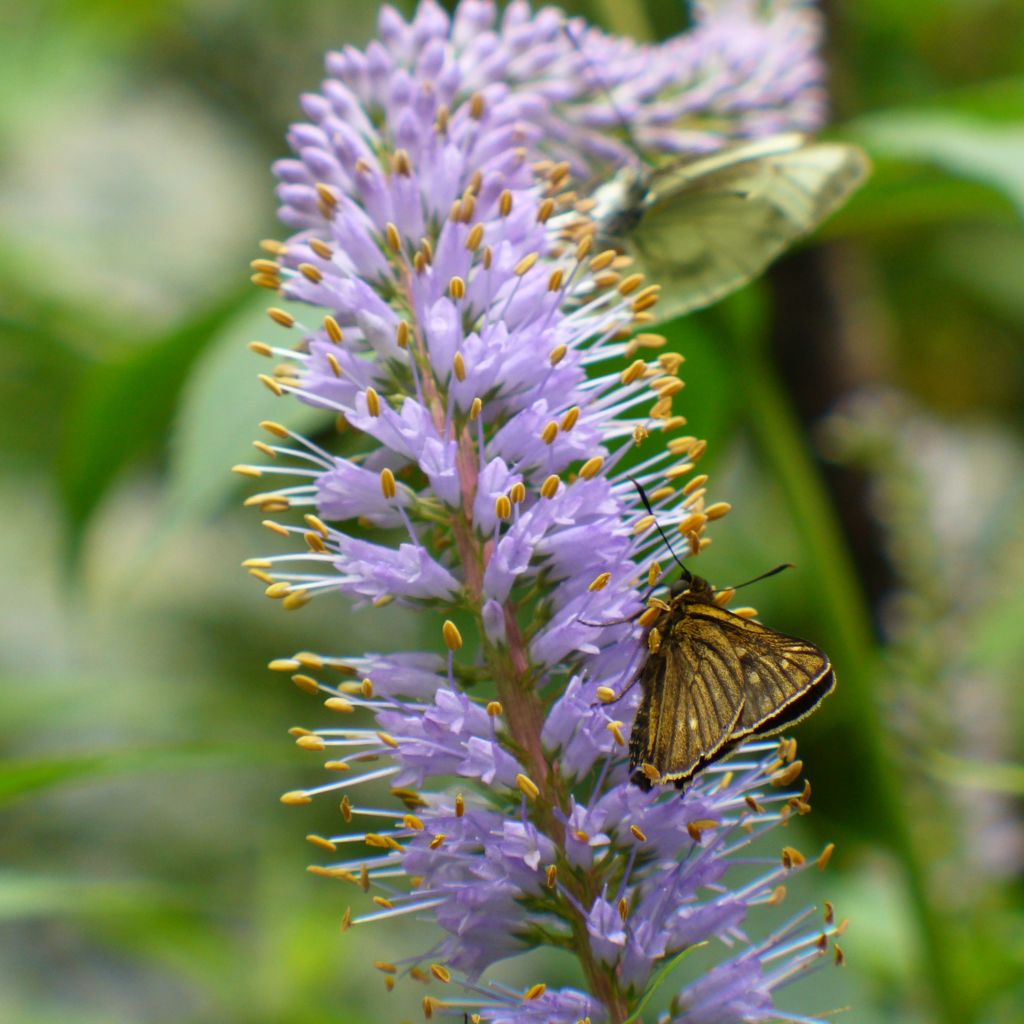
left=669, top=579, right=689, bottom=598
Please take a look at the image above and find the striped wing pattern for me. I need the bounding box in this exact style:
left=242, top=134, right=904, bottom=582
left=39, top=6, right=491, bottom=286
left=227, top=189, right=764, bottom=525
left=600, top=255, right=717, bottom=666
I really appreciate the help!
left=629, top=601, right=834, bottom=789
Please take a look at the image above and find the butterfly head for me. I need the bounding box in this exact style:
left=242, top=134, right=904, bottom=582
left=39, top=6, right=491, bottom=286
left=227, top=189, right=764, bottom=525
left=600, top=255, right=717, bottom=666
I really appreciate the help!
left=590, top=164, right=652, bottom=245
left=668, top=570, right=713, bottom=602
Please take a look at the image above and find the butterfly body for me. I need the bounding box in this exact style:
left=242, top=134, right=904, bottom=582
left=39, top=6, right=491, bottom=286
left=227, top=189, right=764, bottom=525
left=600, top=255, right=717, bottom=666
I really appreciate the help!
left=629, top=573, right=835, bottom=790
left=588, top=133, right=870, bottom=321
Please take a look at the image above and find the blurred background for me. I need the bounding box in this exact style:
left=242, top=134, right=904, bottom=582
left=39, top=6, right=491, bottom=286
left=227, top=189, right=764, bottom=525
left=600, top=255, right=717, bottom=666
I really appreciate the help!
left=1, top=0, right=1022, bottom=1021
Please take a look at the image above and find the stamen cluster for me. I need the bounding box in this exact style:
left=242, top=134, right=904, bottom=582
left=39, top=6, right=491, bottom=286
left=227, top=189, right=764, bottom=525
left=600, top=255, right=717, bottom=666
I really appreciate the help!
left=238, top=3, right=843, bottom=1021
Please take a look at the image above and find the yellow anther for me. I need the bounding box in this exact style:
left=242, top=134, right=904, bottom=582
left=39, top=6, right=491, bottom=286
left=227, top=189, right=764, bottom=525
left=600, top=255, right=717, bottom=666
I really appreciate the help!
left=652, top=377, right=684, bottom=398
left=537, top=197, right=555, bottom=223
left=714, top=587, right=736, bottom=607
left=607, top=721, right=626, bottom=746
left=540, top=474, right=561, bottom=499
left=596, top=686, right=616, bottom=703
left=454, top=793, right=465, bottom=817
left=259, top=238, right=287, bottom=255
left=637, top=606, right=661, bottom=628
left=818, top=843, right=836, bottom=870
left=248, top=341, right=273, bottom=357
left=268, top=658, right=300, bottom=672
left=782, top=846, right=807, bottom=869
left=486, top=701, right=503, bottom=717
left=540, top=421, right=558, bottom=445
left=453, top=351, right=467, bottom=381
left=679, top=512, right=708, bottom=536
left=258, top=374, right=284, bottom=396
left=579, top=456, right=604, bottom=479
left=379, top=467, right=397, bottom=500
left=561, top=406, right=580, bottom=431
left=385, top=222, right=402, bottom=252
left=589, top=249, right=618, bottom=272
left=361, top=677, right=374, bottom=698
left=442, top=620, right=463, bottom=651
left=326, top=352, right=343, bottom=378
left=589, top=572, right=611, bottom=592
left=618, top=272, right=645, bottom=295
left=265, top=582, right=291, bottom=599
left=283, top=590, right=311, bottom=611
left=466, top=224, right=485, bottom=251
left=260, top=420, right=290, bottom=438
left=621, top=359, right=648, bottom=385
left=306, top=833, right=338, bottom=852
left=548, top=268, right=565, bottom=291
left=546, top=864, right=557, bottom=888
left=374, top=961, right=397, bottom=974
left=267, top=307, right=295, bottom=328
left=668, top=436, right=697, bottom=455
left=469, top=397, right=483, bottom=421
left=315, top=183, right=338, bottom=207
left=499, top=189, right=513, bottom=216
left=630, top=824, right=647, bottom=842
left=633, top=288, right=661, bottom=312
left=365, top=387, right=381, bottom=417
left=449, top=276, right=466, bottom=299
left=515, top=773, right=540, bottom=800
left=495, top=495, right=513, bottom=520
left=298, top=262, right=323, bottom=283
left=705, top=501, right=732, bottom=521
left=396, top=320, right=410, bottom=348
left=232, top=464, right=261, bottom=478
left=771, top=760, right=804, bottom=787
left=251, top=441, right=276, bottom=459
left=324, top=697, right=355, bottom=713
left=284, top=671, right=314, bottom=693
left=296, top=735, right=326, bottom=752
left=280, top=791, right=312, bottom=806
left=430, top=964, right=452, bottom=983
left=429, top=834, right=447, bottom=850
left=509, top=482, right=526, bottom=504
left=309, top=238, right=333, bottom=260
left=377, top=731, right=400, bottom=749
left=514, top=252, right=539, bottom=277
left=393, top=148, right=412, bottom=175
left=524, top=984, right=547, bottom=1001
left=549, top=344, right=567, bottom=365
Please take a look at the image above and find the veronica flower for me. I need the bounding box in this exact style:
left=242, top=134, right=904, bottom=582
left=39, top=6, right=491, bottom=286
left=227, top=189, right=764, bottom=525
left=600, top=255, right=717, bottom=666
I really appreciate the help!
left=238, top=2, right=845, bottom=1021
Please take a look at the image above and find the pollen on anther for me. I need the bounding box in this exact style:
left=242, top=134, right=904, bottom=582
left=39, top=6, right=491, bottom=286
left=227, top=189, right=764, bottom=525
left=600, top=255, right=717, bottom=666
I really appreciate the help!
left=540, top=421, right=558, bottom=445
left=817, top=842, right=836, bottom=870
left=596, top=686, right=616, bottom=703
left=561, top=406, right=580, bottom=431
left=486, top=701, right=503, bottom=717
left=509, top=482, right=526, bottom=504
left=384, top=222, right=402, bottom=253
left=248, top=341, right=273, bottom=357
left=267, top=307, right=295, bottom=328
left=499, top=189, right=513, bottom=216
left=495, top=495, right=512, bottom=520
left=280, top=790, right=312, bottom=806
left=452, top=351, right=467, bottom=381
left=454, top=793, right=465, bottom=817
left=514, top=252, right=539, bottom=277
left=540, top=474, right=561, bottom=499
left=782, top=846, right=807, bottom=869
left=549, top=344, right=567, bottom=365
left=589, top=572, right=611, bottom=592
left=607, top=721, right=626, bottom=746
left=469, top=397, right=483, bottom=421
left=449, top=276, right=466, bottom=300
left=365, top=387, right=382, bottom=417
left=524, top=984, right=547, bottom=1001
left=515, top=773, right=540, bottom=800
left=442, top=620, right=463, bottom=651
left=579, top=456, right=604, bottom=479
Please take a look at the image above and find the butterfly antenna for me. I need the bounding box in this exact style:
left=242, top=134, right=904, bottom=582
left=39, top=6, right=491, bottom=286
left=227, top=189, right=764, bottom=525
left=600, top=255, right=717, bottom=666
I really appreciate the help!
left=561, top=19, right=646, bottom=161
left=630, top=477, right=692, bottom=582
left=727, top=563, right=794, bottom=592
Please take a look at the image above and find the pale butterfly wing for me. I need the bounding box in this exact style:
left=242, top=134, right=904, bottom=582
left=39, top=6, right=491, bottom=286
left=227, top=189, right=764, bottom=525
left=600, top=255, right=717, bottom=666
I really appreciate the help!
left=596, top=135, right=870, bottom=321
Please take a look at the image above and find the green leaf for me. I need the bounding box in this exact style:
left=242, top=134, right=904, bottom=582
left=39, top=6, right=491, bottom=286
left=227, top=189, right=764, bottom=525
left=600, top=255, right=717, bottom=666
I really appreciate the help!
left=851, top=110, right=1024, bottom=218
left=622, top=942, right=707, bottom=1024
left=164, top=296, right=332, bottom=527
left=0, top=872, right=173, bottom=921
left=56, top=288, right=252, bottom=568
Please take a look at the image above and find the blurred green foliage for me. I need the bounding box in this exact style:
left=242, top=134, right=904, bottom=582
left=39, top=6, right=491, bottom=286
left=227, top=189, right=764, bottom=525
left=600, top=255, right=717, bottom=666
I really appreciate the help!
left=1, top=1, right=1022, bottom=1022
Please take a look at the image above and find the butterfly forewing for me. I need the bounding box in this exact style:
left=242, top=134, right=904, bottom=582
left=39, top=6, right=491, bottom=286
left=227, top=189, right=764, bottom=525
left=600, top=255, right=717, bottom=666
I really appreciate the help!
left=597, top=135, right=870, bottom=322
left=629, top=585, right=835, bottom=789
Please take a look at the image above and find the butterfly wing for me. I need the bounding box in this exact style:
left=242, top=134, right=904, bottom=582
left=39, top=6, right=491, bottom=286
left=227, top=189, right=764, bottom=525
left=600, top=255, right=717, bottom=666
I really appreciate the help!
left=629, top=599, right=835, bottom=789
left=629, top=626, right=747, bottom=788
left=626, top=137, right=869, bottom=319
left=680, top=602, right=836, bottom=745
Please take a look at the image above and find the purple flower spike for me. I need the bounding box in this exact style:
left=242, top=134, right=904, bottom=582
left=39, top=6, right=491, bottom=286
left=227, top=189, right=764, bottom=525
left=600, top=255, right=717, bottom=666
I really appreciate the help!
left=241, top=3, right=847, bottom=1022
